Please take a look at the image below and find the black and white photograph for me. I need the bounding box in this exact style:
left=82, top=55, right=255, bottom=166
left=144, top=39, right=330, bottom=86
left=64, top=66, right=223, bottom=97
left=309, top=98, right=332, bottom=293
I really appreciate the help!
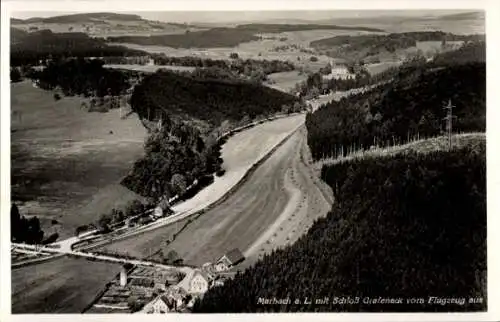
left=0, top=1, right=497, bottom=320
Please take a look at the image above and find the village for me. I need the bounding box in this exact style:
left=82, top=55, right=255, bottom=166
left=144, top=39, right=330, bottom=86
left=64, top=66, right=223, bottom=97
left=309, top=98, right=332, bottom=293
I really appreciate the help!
left=85, top=247, right=245, bottom=313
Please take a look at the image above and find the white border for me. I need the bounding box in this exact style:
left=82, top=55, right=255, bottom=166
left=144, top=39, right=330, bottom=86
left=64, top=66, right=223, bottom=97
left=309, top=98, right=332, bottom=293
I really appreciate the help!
left=1, top=1, right=498, bottom=322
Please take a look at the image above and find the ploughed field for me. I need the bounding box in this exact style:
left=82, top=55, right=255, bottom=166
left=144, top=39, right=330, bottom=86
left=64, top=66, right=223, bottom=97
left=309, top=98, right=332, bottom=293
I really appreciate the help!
left=11, top=81, right=147, bottom=239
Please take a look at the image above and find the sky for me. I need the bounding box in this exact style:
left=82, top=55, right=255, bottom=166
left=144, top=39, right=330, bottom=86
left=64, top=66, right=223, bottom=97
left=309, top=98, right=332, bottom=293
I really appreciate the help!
left=10, top=9, right=472, bottom=23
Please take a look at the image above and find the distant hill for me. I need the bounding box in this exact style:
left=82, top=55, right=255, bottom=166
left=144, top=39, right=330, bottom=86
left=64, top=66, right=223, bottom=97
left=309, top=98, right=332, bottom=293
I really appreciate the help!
left=107, top=27, right=261, bottom=48
left=107, top=23, right=384, bottom=49
left=438, top=11, right=484, bottom=21
left=234, top=23, right=384, bottom=33
left=11, top=18, right=25, bottom=24
left=14, top=12, right=143, bottom=24
left=10, top=29, right=147, bottom=66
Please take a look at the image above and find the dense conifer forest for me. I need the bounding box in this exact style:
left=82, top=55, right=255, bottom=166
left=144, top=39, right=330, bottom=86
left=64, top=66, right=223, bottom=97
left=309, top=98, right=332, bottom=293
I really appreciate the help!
left=194, top=143, right=486, bottom=312
left=130, top=69, right=301, bottom=126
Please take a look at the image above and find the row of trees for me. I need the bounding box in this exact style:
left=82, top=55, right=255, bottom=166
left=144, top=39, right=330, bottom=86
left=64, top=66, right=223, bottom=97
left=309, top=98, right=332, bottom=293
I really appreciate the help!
left=305, top=61, right=486, bottom=160
left=194, top=143, right=486, bottom=312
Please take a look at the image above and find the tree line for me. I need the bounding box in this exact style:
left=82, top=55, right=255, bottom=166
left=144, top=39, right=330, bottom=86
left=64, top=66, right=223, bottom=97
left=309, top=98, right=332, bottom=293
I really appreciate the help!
left=194, top=143, right=486, bottom=312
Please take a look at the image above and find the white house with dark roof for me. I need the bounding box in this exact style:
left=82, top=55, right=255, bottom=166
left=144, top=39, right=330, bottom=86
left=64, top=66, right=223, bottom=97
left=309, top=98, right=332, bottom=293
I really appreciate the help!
left=215, top=248, right=245, bottom=272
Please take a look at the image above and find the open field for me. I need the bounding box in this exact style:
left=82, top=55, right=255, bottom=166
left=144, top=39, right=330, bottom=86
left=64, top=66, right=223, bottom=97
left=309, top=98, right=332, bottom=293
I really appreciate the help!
left=364, top=61, right=402, bottom=75
left=11, top=256, right=121, bottom=313
left=240, top=127, right=333, bottom=267
left=104, top=64, right=196, bottom=73
left=114, top=29, right=380, bottom=72
left=11, top=81, right=147, bottom=239
left=100, top=114, right=306, bottom=257
left=101, top=125, right=332, bottom=268
left=266, top=71, right=308, bottom=93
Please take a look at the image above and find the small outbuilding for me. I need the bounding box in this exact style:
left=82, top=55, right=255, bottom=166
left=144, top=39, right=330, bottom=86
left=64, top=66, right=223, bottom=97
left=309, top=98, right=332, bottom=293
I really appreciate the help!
left=215, top=248, right=245, bottom=272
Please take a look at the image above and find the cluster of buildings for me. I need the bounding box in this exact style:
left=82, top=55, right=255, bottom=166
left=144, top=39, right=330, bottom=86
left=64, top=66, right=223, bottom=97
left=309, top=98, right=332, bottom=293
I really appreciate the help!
left=87, top=248, right=246, bottom=314
left=143, top=248, right=245, bottom=313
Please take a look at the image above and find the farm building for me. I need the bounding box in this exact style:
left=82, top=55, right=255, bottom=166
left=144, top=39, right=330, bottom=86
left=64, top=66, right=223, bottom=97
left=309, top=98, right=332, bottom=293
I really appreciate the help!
left=142, top=286, right=189, bottom=313
left=189, top=270, right=211, bottom=294
left=215, top=248, right=245, bottom=272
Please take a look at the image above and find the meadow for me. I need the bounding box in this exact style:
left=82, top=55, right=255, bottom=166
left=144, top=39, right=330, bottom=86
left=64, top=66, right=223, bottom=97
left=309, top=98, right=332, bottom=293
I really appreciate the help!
left=11, top=81, right=147, bottom=239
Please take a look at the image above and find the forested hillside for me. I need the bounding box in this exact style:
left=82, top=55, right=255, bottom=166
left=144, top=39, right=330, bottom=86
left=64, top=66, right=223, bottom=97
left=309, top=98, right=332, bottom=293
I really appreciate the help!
left=107, top=28, right=261, bottom=48
left=195, top=142, right=486, bottom=312
left=305, top=61, right=485, bottom=160
left=130, top=69, right=301, bottom=126
left=10, top=29, right=146, bottom=66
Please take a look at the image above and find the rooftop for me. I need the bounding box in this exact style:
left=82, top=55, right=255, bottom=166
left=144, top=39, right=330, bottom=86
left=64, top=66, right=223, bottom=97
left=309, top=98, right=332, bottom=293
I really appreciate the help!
left=220, top=248, right=245, bottom=265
